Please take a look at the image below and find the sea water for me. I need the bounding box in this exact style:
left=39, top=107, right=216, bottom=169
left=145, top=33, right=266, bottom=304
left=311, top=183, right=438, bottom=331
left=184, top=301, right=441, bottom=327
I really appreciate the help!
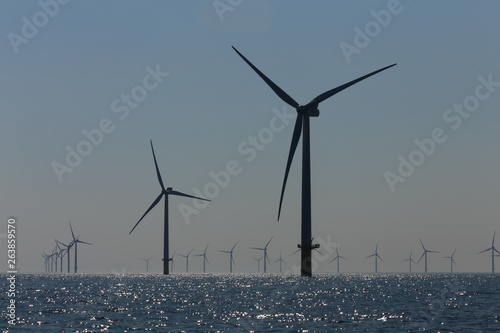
left=1, top=273, right=499, bottom=332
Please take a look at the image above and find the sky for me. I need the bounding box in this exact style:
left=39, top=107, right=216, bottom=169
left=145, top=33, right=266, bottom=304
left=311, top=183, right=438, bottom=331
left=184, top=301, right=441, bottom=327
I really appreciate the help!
left=1, top=0, right=500, bottom=274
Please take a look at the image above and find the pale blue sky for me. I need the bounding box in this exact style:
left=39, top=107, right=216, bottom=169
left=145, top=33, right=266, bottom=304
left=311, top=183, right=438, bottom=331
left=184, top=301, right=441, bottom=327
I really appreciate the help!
left=1, top=1, right=500, bottom=273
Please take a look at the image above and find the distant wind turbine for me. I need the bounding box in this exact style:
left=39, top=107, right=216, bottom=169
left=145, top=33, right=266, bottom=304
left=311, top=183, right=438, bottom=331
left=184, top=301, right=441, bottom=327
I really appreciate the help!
left=443, top=249, right=456, bottom=273
left=401, top=250, right=416, bottom=273
left=274, top=250, right=286, bottom=273
left=141, top=256, right=153, bottom=273
left=253, top=256, right=263, bottom=273
left=219, top=242, right=238, bottom=273
left=179, top=249, right=193, bottom=273
left=41, top=252, right=50, bottom=272
left=56, top=237, right=74, bottom=273
left=366, top=241, right=383, bottom=273
left=169, top=250, right=176, bottom=272
left=69, top=221, right=92, bottom=273
left=55, top=239, right=66, bottom=273
left=129, top=140, right=210, bottom=275
left=251, top=236, right=273, bottom=273
left=477, top=231, right=500, bottom=273
left=417, top=238, right=439, bottom=273
left=232, top=46, right=396, bottom=277
left=329, top=246, right=348, bottom=273
left=194, top=244, right=210, bottom=273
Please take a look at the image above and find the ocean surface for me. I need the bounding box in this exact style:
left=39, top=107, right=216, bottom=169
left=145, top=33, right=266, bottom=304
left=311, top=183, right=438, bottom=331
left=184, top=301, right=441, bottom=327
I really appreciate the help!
left=1, top=273, right=499, bottom=332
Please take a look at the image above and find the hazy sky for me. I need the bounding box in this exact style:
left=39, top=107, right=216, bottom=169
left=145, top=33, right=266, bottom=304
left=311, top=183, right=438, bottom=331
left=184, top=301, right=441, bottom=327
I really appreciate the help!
left=1, top=1, right=500, bottom=274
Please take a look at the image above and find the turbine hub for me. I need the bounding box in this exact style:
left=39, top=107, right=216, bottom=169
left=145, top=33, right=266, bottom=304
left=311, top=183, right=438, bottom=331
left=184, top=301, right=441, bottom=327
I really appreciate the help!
left=167, top=187, right=173, bottom=191
left=297, top=104, right=320, bottom=117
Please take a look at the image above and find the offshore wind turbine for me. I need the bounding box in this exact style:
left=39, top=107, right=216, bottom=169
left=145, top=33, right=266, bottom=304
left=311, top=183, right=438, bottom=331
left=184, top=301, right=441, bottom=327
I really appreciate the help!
left=417, top=238, right=439, bottom=273
left=56, top=238, right=74, bottom=273
left=251, top=236, right=273, bottom=273
left=194, top=244, right=209, bottom=273
left=169, top=250, right=176, bottom=273
left=179, top=249, right=193, bottom=273
left=219, top=241, right=238, bottom=273
left=232, top=46, right=395, bottom=277
left=477, top=231, right=500, bottom=273
left=253, top=256, right=263, bottom=273
left=443, top=249, right=456, bottom=273
left=129, top=140, right=210, bottom=275
left=329, top=246, right=348, bottom=273
left=41, top=252, right=50, bottom=272
left=69, top=221, right=92, bottom=273
left=365, top=241, right=383, bottom=273
left=401, top=250, right=416, bottom=273
left=274, top=250, right=286, bottom=273
left=55, top=239, right=66, bottom=273
left=141, top=256, right=153, bottom=273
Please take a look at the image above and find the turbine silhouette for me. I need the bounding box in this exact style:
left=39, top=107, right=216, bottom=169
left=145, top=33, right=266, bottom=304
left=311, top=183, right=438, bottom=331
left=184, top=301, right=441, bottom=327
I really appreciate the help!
left=251, top=236, right=273, bottom=273
left=194, top=244, right=210, bottom=273
left=366, top=241, right=383, bottom=273
left=69, top=221, right=92, bottom=273
left=232, top=46, right=396, bottom=276
left=274, top=250, right=286, bottom=273
left=443, top=249, right=456, bottom=273
left=253, top=256, right=264, bottom=273
left=417, top=238, right=439, bottom=273
left=329, top=246, right=348, bottom=273
left=219, top=241, right=238, bottom=273
left=129, top=140, right=210, bottom=275
left=141, top=256, right=153, bottom=273
left=477, top=231, right=500, bottom=273
left=179, top=249, right=193, bottom=273
left=401, top=250, right=416, bottom=273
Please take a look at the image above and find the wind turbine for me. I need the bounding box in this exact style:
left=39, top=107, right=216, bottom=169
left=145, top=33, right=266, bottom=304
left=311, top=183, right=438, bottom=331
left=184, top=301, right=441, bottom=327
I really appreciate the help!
left=169, top=250, right=176, bottom=273
left=417, top=238, right=439, bottom=273
left=329, top=246, right=348, bottom=273
left=179, top=249, right=193, bottom=273
left=274, top=250, right=286, bottom=273
left=443, top=249, right=456, bottom=273
left=41, top=252, right=50, bottom=272
left=69, top=221, right=92, bottom=273
left=232, top=46, right=396, bottom=277
left=477, top=231, right=500, bottom=273
left=141, top=256, right=153, bottom=273
left=365, top=241, right=383, bottom=273
left=194, top=244, right=210, bottom=273
left=129, top=140, right=210, bottom=275
left=253, top=256, right=263, bottom=273
left=55, top=239, right=66, bottom=273
left=401, top=250, right=416, bottom=273
left=56, top=238, right=74, bottom=273
left=219, top=241, right=238, bottom=273
left=251, top=236, right=273, bottom=273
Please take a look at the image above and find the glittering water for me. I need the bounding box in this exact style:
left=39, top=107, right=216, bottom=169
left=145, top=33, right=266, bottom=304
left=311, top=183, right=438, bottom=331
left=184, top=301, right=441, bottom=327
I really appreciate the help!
left=1, top=273, right=499, bottom=332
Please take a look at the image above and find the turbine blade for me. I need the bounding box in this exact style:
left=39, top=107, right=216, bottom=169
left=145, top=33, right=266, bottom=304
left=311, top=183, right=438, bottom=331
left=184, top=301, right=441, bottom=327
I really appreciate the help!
left=78, top=240, right=92, bottom=245
left=231, top=241, right=239, bottom=251
left=219, top=250, right=230, bottom=253
left=205, top=257, right=210, bottom=265
left=365, top=254, right=376, bottom=259
left=494, top=248, right=500, bottom=255
left=493, top=231, right=496, bottom=247
left=417, top=253, right=425, bottom=263
left=377, top=255, right=384, bottom=262
left=232, top=46, right=299, bottom=108
left=69, top=221, right=76, bottom=240
left=169, top=190, right=211, bottom=202
left=477, top=247, right=492, bottom=254
left=308, top=64, right=397, bottom=106
left=292, top=248, right=300, bottom=255
left=265, top=236, right=274, bottom=248
left=251, top=247, right=265, bottom=251
left=278, top=115, right=302, bottom=220
left=420, top=239, right=426, bottom=251
left=150, top=140, right=165, bottom=191
left=129, top=193, right=164, bottom=234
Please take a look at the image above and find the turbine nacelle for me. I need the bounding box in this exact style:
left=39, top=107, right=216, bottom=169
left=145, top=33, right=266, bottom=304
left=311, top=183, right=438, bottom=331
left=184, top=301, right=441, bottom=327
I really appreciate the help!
left=297, top=104, right=319, bottom=117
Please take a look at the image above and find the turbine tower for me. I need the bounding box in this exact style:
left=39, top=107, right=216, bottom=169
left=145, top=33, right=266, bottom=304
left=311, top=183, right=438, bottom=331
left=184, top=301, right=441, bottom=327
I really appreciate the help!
left=443, top=249, right=456, bottom=273
left=194, top=244, right=210, bottom=273
left=129, top=140, right=210, bottom=275
left=251, top=236, right=273, bottom=273
left=329, top=246, right=348, bottom=273
left=179, top=249, right=193, bottom=273
left=232, top=46, right=396, bottom=277
left=219, top=241, right=238, bottom=273
left=141, top=256, right=153, bottom=273
left=417, top=238, right=439, bottom=273
left=401, top=250, right=416, bottom=273
left=274, top=250, right=286, bottom=273
left=69, top=221, right=92, bottom=273
left=477, top=231, right=500, bottom=273
left=366, top=241, right=383, bottom=273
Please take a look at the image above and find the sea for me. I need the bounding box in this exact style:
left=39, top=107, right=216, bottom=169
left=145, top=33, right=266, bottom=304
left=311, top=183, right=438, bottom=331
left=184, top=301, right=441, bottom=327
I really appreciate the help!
left=1, top=273, right=499, bottom=332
